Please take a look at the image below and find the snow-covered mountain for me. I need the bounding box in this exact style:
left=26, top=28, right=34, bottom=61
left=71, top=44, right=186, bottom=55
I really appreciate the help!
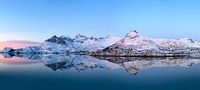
left=2, top=30, right=200, bottom=57
left=109, top=30, right=200, bottom=50
left=16, top=46, right=41, bottom=54
left=104, top=31, right=159, bottom=51
left=92, top=30, right=200, bottom=57
left=41, top=34, right=121, bottom=53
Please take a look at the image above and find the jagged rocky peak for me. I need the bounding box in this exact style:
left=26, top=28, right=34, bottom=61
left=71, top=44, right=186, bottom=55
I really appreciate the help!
left=16, top=46, right=41, bottom=54
left=118, top=30, right=155, bottom=46
left=188, top=38, right=195, bottom=43
left=37, top=30, right=200, bottom=55
left=90, top=36, right=97, bottom=40
left=75, top=33, right=98, bottom=41
left=105, top=35, right=118, bottom=39
left=105, top=35, right=112, bottom=39
left=75, top=34, right=89, bottom=40
left=178, top=38, right=196, bottom=43
left=45, top=35, right=73, bottom=45
left=46, top=35, right=58, bottom=42
left=125, top=30, right=140, bottom=38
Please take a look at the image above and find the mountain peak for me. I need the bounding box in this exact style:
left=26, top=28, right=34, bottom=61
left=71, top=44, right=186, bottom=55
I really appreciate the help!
left=125, top=30, right=139, bottom=38
left=45, top=35, right=57, bottom=42
left=75, top=33, right=88, bottom=41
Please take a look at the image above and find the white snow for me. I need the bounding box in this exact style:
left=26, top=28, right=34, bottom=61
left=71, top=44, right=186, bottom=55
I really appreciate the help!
left=107, top=31, right=200, bottom=51
left=178, top=38, right=200, bottom=48
left=16, top=46, right=41, bottom=53
left=41, top=34, right=121, bottom=53
left=38, top=30, right=200, bottom=54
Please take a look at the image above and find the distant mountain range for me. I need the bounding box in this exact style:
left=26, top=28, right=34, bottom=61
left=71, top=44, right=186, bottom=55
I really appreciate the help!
left=1, top=30, right=200, bottom=57
left=93, top=31, right=200, bottom=57
left=0, top=40, right=41, bottom=50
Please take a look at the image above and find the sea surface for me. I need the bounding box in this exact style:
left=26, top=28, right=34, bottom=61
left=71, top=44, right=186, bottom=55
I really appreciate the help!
left=0, top=54, right=200, bottom=90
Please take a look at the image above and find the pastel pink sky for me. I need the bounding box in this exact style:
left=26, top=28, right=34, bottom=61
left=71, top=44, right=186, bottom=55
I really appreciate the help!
left=0, top=40, right=41, bottom=50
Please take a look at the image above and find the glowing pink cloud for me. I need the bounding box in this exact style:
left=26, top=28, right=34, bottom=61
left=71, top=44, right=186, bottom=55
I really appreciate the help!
left=0, top=40, right=41, bottom=50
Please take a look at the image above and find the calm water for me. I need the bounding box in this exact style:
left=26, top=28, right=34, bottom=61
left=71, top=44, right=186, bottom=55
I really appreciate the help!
left=0, top=54, right=200, bottom=90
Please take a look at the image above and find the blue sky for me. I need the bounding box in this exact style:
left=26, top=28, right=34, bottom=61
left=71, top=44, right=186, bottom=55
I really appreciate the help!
left=0, top=0, right=200, bottom=42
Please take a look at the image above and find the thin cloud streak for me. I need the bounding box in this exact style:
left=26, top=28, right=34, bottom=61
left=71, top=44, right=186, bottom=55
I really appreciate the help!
left=0, top=40, right=41, bottom=50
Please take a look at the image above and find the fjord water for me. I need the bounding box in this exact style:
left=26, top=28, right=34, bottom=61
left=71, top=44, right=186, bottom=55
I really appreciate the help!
left=0, top=54, right=200, bottom=90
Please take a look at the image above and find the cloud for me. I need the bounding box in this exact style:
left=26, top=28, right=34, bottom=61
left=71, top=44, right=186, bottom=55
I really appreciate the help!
left=0, top=40, right=41, bottom=50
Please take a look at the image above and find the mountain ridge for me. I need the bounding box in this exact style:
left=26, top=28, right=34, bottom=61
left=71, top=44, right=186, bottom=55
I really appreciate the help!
left=1, top=30, right=200, bottom=57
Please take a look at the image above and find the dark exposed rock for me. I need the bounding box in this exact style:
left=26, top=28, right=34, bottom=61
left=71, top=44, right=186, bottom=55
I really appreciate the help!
left=1, top=47, right=16, bottom=53
left=45, top=35, right=74, bottom=45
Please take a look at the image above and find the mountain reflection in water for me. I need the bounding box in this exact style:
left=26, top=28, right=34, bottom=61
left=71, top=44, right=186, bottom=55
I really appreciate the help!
left=1, top=53, right=200, bottom=75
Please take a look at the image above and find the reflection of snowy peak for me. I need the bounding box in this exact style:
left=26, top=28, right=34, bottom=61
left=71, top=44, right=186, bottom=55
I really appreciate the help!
left=122, top=58, right=200, bottom=75
left=41, top=34, right=121, bottom=53
left=2, top=53, right=200, bottom=75
left=0, top=47, right=16, bottom=53
left=0, top=46, right=41, bottom=54
left=42, top=55, right=122, bottom=71
left=93, top=56, right=200, bottom=75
